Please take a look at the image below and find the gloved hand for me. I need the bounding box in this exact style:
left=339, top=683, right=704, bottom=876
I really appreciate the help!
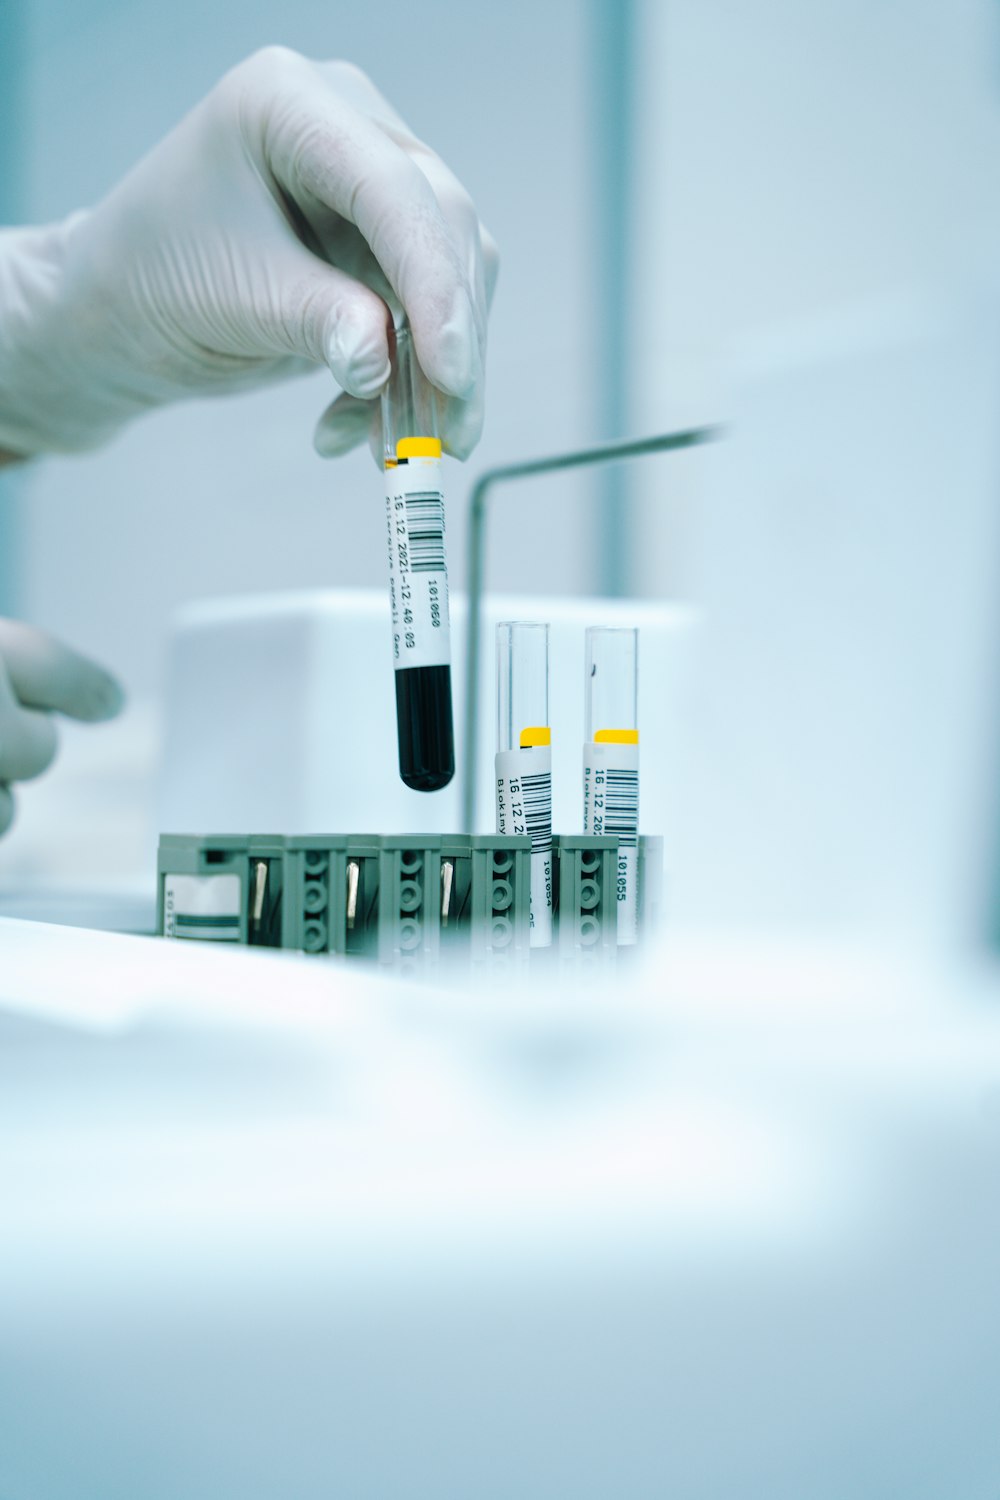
left=0, top=49, right=497, bottom=464
left=0, top=621, right=124, bottom=836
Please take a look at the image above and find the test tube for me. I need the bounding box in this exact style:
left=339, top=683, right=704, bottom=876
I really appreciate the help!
left=382, top=322, right=454, bottom=792
left=583, top=627, right=639, bottom=944
left=496, top=622, right=553, bottom=946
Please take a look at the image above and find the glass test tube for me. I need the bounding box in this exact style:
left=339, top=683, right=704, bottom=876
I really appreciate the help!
left=583, top=627, right=639, bottom=944
left=495, top=622, right=553, bottom=947
left=382, top=322, right=454, bottom=792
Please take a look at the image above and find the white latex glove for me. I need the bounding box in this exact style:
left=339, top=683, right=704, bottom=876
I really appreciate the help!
left=0, top=621, right=124, bottom=836
left=0, top=48, right=497, bottom=464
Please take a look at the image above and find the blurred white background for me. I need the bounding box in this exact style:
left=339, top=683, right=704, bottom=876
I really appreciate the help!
left=630, top=0, right=1000, bottom=598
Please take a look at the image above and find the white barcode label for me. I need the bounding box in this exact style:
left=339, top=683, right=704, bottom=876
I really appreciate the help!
left=385, top=454, right=451, bottom=670
left=496, top=745, right=553, bottom=947
left=163, top=873, right=241, bottom=941
left=583, top=741, right=639, bottom=945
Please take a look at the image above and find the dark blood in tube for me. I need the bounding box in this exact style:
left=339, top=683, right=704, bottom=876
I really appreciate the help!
left=395, top=663, right=454, bottom=792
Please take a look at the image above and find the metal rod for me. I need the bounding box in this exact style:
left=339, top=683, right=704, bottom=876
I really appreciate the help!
left=346, top=859, right=360, bottom=930
left=441, top=858, right=454, bottom=925
left=461, top=424, right=724, bottom=830
left=251, top=859, right=268, bottom=927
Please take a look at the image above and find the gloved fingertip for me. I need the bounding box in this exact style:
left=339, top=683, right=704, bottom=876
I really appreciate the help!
left=440, top=394, right=485, bottom=462
left=86, top=673, right=126, bottom=722
left=68, top=670, right=125, bottom=723
left=314, top=405, right=370, bottom=459
left=346, top=355, right=391, bottom=401
left=0, top=784, right=15, bottom=837
left=323, top=312, right=391, bottom=401
left=419, top=292, right=483, bottom=401
left=315, top=424, right=365, bottom=459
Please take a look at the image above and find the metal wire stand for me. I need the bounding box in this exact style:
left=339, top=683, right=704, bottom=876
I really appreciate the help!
left=461, top=424, right=724, bottom=829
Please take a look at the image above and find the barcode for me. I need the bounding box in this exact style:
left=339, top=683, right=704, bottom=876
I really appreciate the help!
left=521, top=771, right=552, bottom=853
left=603, top=769, right=638, bottom=846
left=405, top=491, right=446, bottom=572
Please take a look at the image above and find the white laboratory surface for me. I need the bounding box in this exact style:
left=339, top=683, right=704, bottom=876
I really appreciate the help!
left=2, top=922, right=1000, bottom=1498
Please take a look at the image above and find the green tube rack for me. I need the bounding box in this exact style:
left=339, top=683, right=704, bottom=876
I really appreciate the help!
left=157, top=833, right=663, bottom=972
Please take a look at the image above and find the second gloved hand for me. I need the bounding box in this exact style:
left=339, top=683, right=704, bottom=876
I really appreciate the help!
left=0, top=622, right=124, bottom=837
left=0, top=49, right=497, bottom=464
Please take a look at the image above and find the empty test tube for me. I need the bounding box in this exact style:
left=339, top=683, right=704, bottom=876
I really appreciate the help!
left=495, top=622, right=553, bottom=946
left=382, top=322, right=455, bottom=791
left=583, top=627, right=639, bottom=944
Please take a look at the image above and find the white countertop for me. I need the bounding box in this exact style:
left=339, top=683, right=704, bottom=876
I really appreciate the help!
left=3, top=918, right=1000, bottom=1498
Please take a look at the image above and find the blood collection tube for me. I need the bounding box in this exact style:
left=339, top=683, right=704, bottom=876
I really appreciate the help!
left=583, top=627, right=639, bottom=944
left=496, top=622, right=553, bottom=946
left=382, top=322, right=454, bottom=791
